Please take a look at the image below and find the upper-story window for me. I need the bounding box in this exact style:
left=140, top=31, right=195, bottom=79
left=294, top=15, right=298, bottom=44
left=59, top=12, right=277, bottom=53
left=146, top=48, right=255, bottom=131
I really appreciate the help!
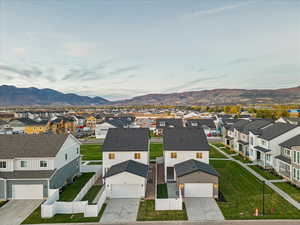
left=261, top=140, right=266, bottom=146
left=109, top=153, right=115, bottom=160
left=196, top=152, right=203, bottom=159
left=134, top=153, right=141, bottom=159
left=250, top=137, right=254, bottom=145
left=191, top=122, right=198, bottom=127
left=20, top=160, right=28, bottom=168
left=65, top=153, right=68, bottom=161
left=40, top=160, right=48, bottom=168
left=171, top=152, right=177, bottom=159
left=77, top=147, right=79, bottom=154
left=0, top=161, right=6, bottom=168
left=159, top=122, right=165, bottom=127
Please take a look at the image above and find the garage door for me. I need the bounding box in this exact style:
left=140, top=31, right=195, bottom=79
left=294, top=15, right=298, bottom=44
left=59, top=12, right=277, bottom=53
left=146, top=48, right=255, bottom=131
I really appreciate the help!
left=111, top=184, right=142, bottom=198
left=184, top=183, right=213, bottom=197
left=12, top=184, right=44, bottom=199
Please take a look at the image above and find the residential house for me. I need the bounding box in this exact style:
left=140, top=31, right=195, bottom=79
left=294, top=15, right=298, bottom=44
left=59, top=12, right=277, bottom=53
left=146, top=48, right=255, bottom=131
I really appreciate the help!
left=163, top=128, right=219, bottom=198
left=0, top=120, right=11, bottom=134
left=277, top=117, right=300, bottom=126
left=85, top=115, right=97, bottom=130
left=0, top=134, right=81, bottom=200
left=8, top=118, right=48, bottom=134
left=185, top=119, right=217, bottom=136
left=72, top=115, right=86, bottom=129
left=48, top=117, right=76, bottom=134
left=155, top=118, right=183, bottom=136
left=102, top=128, right=149, bottom=198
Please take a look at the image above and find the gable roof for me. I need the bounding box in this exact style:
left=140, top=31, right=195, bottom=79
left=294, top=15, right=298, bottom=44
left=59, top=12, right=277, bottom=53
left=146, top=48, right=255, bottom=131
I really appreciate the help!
left=186, top=119, right=216, bottom=129
left=9, top=118, right=48, bottom=126
left=175, top=159, right=219, bottom=177
left=259, top=122, right=297, bottom=141
left=240, top=119, right=273, bottom=135
left=279, top=134, right=300, bottom=149
left=104, top=160, right=148, bottom=178
left=164, top=128, right=210, bottom=151
left=103, top=128, right=149, bottom=152
left=0, top=134, right=69, bottom=159
left=156, top=118, right=183, bottom=129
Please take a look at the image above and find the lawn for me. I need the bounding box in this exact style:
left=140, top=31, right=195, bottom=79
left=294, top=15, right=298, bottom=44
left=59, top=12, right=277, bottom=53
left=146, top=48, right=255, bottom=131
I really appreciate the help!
left=87, top=161, right=102, bottom=165
left=249, top=165, right=282, bottom=180
left=232, top=154, right=252, bottom=163
left=274, top=182, right=300, bottom=203
left=137, top=200, right=188, bottom=221
left=59, top=173, right=94, bottom=202
left=22, top=204, right=107, bottom=224
left=82, top=185, right=102, bottom=204
left=150, top=143, right=163, bottom=160
left=211, top=160, right=300, bottom=219
left=80, top=144, right=102, bottom=160
left=0, top=201, right=8, bottom=208
left=157, top=184, right=168, bottom=198
left=210, top=146, right=227, bottom=158
left=214, top=143, right=225, bottom=148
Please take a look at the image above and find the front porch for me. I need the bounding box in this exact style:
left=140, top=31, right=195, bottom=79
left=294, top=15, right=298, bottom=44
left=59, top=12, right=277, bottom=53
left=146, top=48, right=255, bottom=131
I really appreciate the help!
left=237, top=140, right=249, bottom=156
left=275, top=155, right=291, bottom=178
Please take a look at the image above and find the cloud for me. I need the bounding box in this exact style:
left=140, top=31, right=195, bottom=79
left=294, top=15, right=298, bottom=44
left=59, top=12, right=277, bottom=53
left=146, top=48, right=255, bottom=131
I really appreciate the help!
left=184, top=1, right=255, bottom=18
left=13, top=48, right=26, bottom=56
left=64, top=42, right=99, bottom=57
left=0, top=64, right=42, bottom=78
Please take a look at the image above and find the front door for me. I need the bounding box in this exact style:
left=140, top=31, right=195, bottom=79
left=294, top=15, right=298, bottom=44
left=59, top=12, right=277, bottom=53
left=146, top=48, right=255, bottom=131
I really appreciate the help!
left=167, top=167, right=174, bottom=180
left=257, top=151, right=261, bottom=160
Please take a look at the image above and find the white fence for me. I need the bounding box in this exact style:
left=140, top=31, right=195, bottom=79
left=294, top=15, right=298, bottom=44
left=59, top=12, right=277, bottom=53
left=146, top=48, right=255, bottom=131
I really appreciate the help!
left=42, top=168, right=105, bottom=218
left=80, top=164, right=102, bottom=173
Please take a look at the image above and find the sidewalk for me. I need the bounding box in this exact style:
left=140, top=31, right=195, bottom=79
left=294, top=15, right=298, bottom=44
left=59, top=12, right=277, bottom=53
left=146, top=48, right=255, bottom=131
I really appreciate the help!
left=210, top=144, right=300, bottom=210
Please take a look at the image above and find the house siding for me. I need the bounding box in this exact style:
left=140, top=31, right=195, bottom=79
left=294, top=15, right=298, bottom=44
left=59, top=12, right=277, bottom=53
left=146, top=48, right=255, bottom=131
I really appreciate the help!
left=6, top=179, right=48, bottom=198
left=177, top=171, right=219, bottom=197
left=0, top=179, right=5, bottom=199
left=50, top=157, right=80, bottom=189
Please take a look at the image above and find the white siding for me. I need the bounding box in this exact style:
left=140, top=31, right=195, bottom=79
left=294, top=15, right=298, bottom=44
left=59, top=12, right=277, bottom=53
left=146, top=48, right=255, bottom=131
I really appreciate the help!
left=95, top=123, right=116, bottom=139
left=0, top=159, right=14, bottom=172
left=14, top=158, right=54, bottom=170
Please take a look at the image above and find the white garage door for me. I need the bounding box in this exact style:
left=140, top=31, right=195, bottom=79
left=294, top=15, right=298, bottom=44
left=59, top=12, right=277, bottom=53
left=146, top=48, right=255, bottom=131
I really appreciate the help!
left=12, top=184, right=44, bottom=199
left=184, top=183, right=213, bottom=197
left=111, top=184, right=142, bottom=198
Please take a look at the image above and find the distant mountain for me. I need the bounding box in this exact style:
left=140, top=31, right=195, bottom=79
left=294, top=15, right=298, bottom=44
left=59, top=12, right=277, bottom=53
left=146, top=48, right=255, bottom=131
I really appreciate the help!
left=0, top=85, right=109, bottom=106
left=112, top=86, right=300, bottom=106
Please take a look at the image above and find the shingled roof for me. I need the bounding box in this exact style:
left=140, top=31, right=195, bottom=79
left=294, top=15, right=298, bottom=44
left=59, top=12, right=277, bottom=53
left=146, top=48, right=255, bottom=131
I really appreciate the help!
left=0, top=170, right=55, bottom=179
left=103, top=128, right=149, bottom=152
left=104, top=160, right=148, bottom=178
left=279, top=134, right=300, bottom=149
left=0, top=134, right=69, bottom=159
left=175, top=159, right=219, bottom=177
left=259, top=122, right=297, bottom=141
left=164, top=128, right=210, bottom=151
left=186, top=119, right=216, bottom=129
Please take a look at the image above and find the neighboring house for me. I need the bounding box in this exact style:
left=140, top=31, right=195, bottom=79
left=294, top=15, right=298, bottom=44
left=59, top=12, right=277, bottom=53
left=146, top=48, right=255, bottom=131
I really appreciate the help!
left=102, top=128, right=149, bottom=198
left=155, top=118, right=183, bottom=136
left=275, top=135, right=300, bottom=187
left=8, top=118, right=48, bottom=134
left=163, top=128, right=219, bottom=198
left=48, top=117, right=76, bottom=134
left=73, top=115, right=86, bottom=128
left=249, top=123, right=300, bottom=169
left=0, top=120, right=10, bottom=134
left=277, top=117, right=300, bottom=126
left=0, top=134, right=81, bottom=200
left=86, top=115, right=97, bottom=130
left=186, top=119, right=217, bottom=136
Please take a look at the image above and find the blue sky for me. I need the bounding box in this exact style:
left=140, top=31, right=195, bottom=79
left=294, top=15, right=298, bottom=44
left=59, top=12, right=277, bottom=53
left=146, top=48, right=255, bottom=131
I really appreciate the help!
left=0, top=0, right=299, bottom=100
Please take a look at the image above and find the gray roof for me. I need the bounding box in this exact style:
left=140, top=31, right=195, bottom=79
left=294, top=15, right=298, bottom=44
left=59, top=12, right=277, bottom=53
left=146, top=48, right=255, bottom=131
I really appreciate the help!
left=0, top=120, right=8, bottom=126
left=186, top=119, right=216, bottom=129
left=156, top=119, right=183, bottom=129
left=104, top=160, right=148, bottom=178
left=275, top=155, right=291, bottom=164
left=103, top=128, right=149, bottom=152
left=175, top=159, right=219, bottom=177
left=238, top=140, right=248, bottom=145
left=225, top=135, right=234, bottom=140
left=279, top=134, right=300, bottom=149
left=164, top=128, right=210, bottom=151
left=0, top=170, right=55, bottom=179
left=0, top=134, right=69, bottom=159
left=241, top=119, right=273, bottom=135
left=254, top=146, right=271, bottom=153
left=259, top=122, right=297, bottom=141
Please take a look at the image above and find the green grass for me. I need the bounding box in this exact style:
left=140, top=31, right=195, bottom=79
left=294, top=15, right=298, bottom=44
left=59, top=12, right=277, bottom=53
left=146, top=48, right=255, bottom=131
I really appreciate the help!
left=210, top=146, right=227, bottom=158
left=274, top=182, right=300, bottom=203
left=211, top=160, right=300, bottom=219
left=214, top=143, right=225, bottom=148
left=150, top=143, right=163, bottom=160
left=232, top=154, right=252, bottom=163
left=59, top=173, right=94, bottom=202
left=87, top=161, right=102, bottom=165
left=157, top=184, right=168, bottom=198
left=0, top=201, right=8, bottom=208
left=82, top=185, right=102, bottom=204
left=22, top=204, right=107, bottom=224
left=249, top=165, right=282, bottom=180
left=80, top=144, right=102, bottom=160
left=137, top=200, right=188, bottom=221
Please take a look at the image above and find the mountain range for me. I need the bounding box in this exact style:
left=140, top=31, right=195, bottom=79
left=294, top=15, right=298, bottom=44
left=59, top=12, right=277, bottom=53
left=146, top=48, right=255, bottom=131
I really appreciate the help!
left=1, top=85, right=300, bottom=106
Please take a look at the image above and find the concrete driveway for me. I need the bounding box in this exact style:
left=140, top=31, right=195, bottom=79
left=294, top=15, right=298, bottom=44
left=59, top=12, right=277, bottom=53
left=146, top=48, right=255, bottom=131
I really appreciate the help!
left=100, top=198, right=140, bottom=223
left=0, top=200, right=42, bottom=225
left=185, top=198, right=224, bottom=221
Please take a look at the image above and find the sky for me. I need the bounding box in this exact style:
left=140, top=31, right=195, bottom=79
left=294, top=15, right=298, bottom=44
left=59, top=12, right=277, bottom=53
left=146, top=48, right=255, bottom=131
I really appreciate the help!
left=0, top=0, right=299, bottom=100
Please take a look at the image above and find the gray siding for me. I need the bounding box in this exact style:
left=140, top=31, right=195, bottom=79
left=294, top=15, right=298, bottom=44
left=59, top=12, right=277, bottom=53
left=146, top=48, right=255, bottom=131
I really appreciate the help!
left=0, top=179, right=5, bottom=199
left=6, top=180, right=48, bottom=198
left=177, top=171, right=219, bottom=198
left=49, top=157, right=80, bottom=189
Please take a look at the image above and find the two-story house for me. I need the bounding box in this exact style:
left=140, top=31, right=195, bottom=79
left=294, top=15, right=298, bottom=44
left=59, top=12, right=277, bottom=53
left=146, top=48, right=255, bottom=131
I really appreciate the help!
left=163, top=128, right=219, bottom=198
left=0, top=134, right=81, bottom=200
left=185, top=119, right=217, bottom=136
left=275, top=135, right=300, bottom=187
left=102, top=128, right=149, bottom=198
left=155, top=118, right=183, bottom=136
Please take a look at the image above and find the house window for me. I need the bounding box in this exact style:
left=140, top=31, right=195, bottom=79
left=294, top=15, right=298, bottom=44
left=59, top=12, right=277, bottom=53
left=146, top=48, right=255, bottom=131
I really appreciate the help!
left=77, top=148, right=79, bottom=154
left=159, top=122, right=165, bottom=127
left=0, top=161, right=6, bottom=168
left=171, top=152, right=177, bottom=159
left=250, top=137, right=253, bottom=145
left=20, top=160, right=28, bottom=168
left=191, top=122, right=198, bottom=127
left=134, top=153, right=141, bottom=159
left=261, top=140, right=266, bottom=146
left=40, top=160, right=48, bottom=168
left=297, top=152, right=300, bottom=164
left=293, top=151, right=297, bottom=163
left=65, top=153, right=68, bottom=161
left=109, top=153, right=115, bottom=160
left=196, top=152, right=203, bottom=159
